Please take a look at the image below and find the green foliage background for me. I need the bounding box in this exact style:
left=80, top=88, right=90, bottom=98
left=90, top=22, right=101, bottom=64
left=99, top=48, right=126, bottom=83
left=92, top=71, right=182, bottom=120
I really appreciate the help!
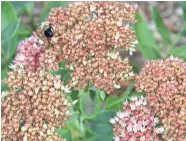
left=1, top=1, right=186, bottom=141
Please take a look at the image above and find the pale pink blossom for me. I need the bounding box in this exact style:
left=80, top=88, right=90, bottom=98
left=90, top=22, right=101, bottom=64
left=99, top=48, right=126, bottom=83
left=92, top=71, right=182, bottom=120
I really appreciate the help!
left=13, top=35, right=44, bottom=70
left=111, top=96, right=162, bottom=141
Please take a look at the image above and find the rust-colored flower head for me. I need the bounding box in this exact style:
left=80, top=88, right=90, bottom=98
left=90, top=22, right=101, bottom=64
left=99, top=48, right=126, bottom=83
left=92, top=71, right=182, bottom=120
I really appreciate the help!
left=10, top=2, right=138, bottom=94
left=135, top=56, right=186, bottom=140
left=2, top=69, right=71, bottom=141
left=110, top=96, right=163, bottom=141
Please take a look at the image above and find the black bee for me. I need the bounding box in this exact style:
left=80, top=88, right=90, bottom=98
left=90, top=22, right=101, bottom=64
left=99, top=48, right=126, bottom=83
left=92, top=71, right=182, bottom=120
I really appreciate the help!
left=44, top=24, right=54, bottom=38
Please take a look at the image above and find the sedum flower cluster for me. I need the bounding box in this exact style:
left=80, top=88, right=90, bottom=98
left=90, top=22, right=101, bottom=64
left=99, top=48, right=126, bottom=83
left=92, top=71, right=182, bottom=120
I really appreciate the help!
left=2, top=1, right=186, bottom=141
left=110, top=96, right=163, bottom=141
left=135, top=56, right=186, bottom=140
left=2, top=68, right=71, bottom=141
left=13, top=2, right=138, bottom=94
left=2, top=2, right=139, bottom=140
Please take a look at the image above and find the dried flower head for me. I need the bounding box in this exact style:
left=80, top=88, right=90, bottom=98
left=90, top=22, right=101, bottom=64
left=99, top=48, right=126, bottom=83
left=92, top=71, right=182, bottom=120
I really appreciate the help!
left=2, top=69, right=71, bottom=140
left=110, top=96, right=163, bottom=141
left=135, top=56, right=186, bottom=140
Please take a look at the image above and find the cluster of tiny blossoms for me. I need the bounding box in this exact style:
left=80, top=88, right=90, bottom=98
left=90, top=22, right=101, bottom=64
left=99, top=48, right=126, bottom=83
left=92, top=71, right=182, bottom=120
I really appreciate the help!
left=13, top=36, right=45, bottom=71
left=2, top=2, right=138, bottom=140
left=5, top=66, right=71, bottom=94
left=110, top=96, right=163, bottom=141
left=135, top=56, right=186, bottom=140
left=12, top=2, right=138, bottom=94
left=2, top=67, right=71, bottom=141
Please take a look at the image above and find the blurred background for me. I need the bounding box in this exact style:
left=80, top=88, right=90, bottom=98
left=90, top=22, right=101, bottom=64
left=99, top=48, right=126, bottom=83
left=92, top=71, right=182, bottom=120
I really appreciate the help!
left=1, top=1, right=186, bottom=141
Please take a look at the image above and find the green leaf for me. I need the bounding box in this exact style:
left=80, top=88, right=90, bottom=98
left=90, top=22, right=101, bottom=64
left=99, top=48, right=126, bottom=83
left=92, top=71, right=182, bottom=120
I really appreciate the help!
left=23, top=2, right=34, bottom=17
left=60, top=68, right=72, bottom=84
left=152, top=7, right=171, bottom=44
left=1, top=36, right=18, bottom=61
left=49, top=66, right=72, bottom=85
left=91, top=134, right=113, bottom=141
left=1, top=1, right=17, bottom=32
left=11, top=2, right=34, bottom=19
left=88, top=123, right=112, bottom=136
left=1, top=1, right=19, bottom=63
left=86, top=110, right=115, bottom=141
left=56, top=127, right=72, bottom=141
left=59, top=60, right=67, bottom=68
left=80, top=90, right=100, bottom=118
left=105, top=84, right=134, bottom=110
left=11, top=2, right=35, bottom=29
left=1, top=68, right=8, bottom=79
left=2, top=18, right=20, bottom=42
left=180, top=2, right=186, bottom=21
left=39, top=1, right=68, bottom=23
left=129, top=91, right=144, bottom=97
left=11, top=1, right=30, bottom=14
left=105, top=96, right=122, bottom=110
left=65, top=113, right=95, bottom=141
left=69, top=90, right=79, bottom=100
left=1, top=38, right=18, bottom=94
left=88, top=110, right=116, bottom=124
left=105, top=91, right=129, bottom=110
left=1, top=35, right=18, bottom=92
left=84, top=129, right=95, bottom=141
left=99, top=90, right=105, bottom=100
left=16, top=24, right=32, bottom=41
left=134, top=13, right=161, bottom=59
left=1, top=68, right=9, bottom=91
left=170, top=45, right=186, bottom=60
left=1, top=81, right=9, bottom=92
left=180, top=2, right=186, bottom=34
left=68, top=91, right=80, bottom=111
left=79, top=89, right=85, bottom=97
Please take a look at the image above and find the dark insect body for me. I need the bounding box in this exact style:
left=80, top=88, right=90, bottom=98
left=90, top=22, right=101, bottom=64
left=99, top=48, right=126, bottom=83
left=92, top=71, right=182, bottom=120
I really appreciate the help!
left=44, top=26, right=54, bottom=38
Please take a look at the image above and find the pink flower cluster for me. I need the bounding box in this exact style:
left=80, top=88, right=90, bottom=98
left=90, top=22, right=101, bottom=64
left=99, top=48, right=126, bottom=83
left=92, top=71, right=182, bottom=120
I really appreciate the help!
left=36, top=2, right=137, bottom=93
left=135, top=56, right=186, bottom=140
left=13, top=36, right=44, bottom=70
left=11, top=2, right=138, bottom=94
left=110, top=96, right=163, bottom=141
left=2, top=2, right=139, bottom=140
